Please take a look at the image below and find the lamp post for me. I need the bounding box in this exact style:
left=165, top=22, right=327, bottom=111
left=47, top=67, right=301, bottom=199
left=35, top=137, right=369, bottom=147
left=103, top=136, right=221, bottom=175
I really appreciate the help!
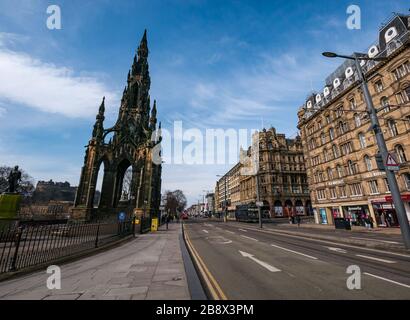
left=322, top=51, right=410, bottom=248
left=255, top=169, right=263, bottom=229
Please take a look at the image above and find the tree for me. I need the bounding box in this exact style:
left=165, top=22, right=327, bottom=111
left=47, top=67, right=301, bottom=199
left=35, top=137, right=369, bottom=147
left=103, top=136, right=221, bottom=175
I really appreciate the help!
left=0, top=165, right=35, bottom=195
left=162, top=190, right=187, bottom=217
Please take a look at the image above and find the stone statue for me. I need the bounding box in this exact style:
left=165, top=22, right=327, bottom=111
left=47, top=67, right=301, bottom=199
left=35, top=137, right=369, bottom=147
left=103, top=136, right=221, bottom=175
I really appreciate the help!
left=6, top=166, right=21, bottom=193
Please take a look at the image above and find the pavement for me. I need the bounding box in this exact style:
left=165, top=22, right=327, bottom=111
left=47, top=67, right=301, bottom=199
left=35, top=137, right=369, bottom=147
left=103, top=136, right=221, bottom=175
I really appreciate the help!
left=184, top=219, right=410, bottom=299
left=0, top=222, right=193, bottom=300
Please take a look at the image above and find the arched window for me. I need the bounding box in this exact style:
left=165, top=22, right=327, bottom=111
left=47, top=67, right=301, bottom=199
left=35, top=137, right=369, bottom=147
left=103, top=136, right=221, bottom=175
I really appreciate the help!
left=381, top=96, right=390, bottom=113
left=364, top=155, right=372, bottom=171
left=347, top=160, right=357, bottom=175
left=395, top=145, right=407, bottom=163
left=323, top=148, right=329, bottom=162
left=388, top=119, right=398, bottom=137
left=321, top=132, right=326, bottom=145
left=329, top=127, right=335, bottom=140
left=336, top=165, right=344, bottom=178
left=327, top=167, right=334, bottom=180
left=358, top=132, right=367, bottom=149
left=332, top=144, right=339, bottom=158
left=354, top=113, right=361, bottom=127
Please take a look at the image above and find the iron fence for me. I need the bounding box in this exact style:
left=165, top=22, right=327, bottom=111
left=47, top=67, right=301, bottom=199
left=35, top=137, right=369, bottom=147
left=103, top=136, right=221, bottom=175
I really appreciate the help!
left=140, top=216, right=152, bottom=234
left=0, top=219, right=135, bottom=274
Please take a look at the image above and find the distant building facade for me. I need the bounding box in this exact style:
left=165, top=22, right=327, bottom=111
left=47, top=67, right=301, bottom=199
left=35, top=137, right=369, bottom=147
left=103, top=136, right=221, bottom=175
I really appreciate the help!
left=297, top=13, right=410, bottom=226
left=214, top=127, right=310, bottom=218
left=239, top=129, right=310, bottom=217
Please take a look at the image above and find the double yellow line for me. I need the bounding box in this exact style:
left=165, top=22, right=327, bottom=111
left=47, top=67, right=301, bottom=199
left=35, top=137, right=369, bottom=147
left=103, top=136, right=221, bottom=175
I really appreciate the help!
left=183, top=224, right=227, bottom=300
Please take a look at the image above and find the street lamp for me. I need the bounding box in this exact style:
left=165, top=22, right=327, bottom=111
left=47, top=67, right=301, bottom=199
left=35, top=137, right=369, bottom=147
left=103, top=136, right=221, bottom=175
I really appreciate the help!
left=322, top=51, right=410, bottom=249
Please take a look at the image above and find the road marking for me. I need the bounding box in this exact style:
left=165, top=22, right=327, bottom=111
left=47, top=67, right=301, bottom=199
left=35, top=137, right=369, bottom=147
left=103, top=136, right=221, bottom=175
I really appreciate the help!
left=204, top=224, right=214, bottom=227
left=326, top=247, right=347, bottom=253
left=355, top=254, right=396, bottom=264
left=241, top=235, right=258, bottom=242
left=364, top=272, right=410, bottom=289
left=225, top=230, right=235, bottom=234
left=202, top=230, right=209, bottom=234
left=239, top=251, right=281, bottom=272
left=233, top=224, right=410, bottom=258
left=238, top=229, right=248, bottom=232
left=271, top=243, right=318, bottom=260
left=350, top=237, right=399, bottom=244
left=183, top=225, right=228, bottom=300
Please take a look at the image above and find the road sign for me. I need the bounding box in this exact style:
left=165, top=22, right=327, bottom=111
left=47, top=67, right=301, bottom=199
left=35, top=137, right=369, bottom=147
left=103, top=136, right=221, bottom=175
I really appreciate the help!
left=385, top=153, right=399, bottom=171
left=118, top=212, right=126, bottom=221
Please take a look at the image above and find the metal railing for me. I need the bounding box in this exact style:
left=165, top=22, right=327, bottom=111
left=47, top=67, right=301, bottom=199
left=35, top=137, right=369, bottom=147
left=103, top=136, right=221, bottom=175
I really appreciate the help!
left=0, top=219, right=135, bottom=274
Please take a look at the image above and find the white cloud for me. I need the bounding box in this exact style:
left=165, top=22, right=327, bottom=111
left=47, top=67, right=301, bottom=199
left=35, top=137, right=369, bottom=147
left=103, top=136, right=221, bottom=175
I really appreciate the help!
left=0, top=35, right=118, bottom=118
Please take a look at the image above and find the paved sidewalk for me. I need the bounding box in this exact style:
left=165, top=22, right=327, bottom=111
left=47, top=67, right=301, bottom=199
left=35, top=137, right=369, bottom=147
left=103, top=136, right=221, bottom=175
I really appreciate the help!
left=0, top=222, right=190, bottom=300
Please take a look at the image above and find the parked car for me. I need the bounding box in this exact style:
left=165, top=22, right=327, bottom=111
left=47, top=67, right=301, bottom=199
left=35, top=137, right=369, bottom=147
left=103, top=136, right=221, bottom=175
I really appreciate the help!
left=181, top=213, right=188, bottom=220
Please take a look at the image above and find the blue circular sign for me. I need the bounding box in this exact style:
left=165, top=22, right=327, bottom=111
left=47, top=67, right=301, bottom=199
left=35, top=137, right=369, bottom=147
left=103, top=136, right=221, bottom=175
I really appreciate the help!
left=118, top=212, right=126, bottom=221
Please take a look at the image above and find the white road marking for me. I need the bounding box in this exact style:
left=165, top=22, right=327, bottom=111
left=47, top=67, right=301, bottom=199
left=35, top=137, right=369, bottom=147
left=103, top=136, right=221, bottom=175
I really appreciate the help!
left=241, top=235, right=258, bottom=242
left=355, top=254, right=396, bottom=264
left=271, top=244, right=318, bottom=260
left=202, top=230, right=209, bottom=234
left=204, top=224, right=214, bottom=227
left=238, top=229, right=248, bottom=232
left=239, top=251, right=281, bottom=272
left=235, top=225, right=410, bottom=258
left=364, top=272, right=410, bottom=289
left=225, top=230, right=235, bottom=234
left=350, top=237, right=399, bottom=244
left=326, top=247, right=347, bottom=253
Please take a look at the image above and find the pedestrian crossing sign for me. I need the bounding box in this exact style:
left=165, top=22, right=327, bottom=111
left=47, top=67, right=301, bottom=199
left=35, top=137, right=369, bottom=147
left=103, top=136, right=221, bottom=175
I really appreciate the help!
left=385, top=153, right=399, bottom=171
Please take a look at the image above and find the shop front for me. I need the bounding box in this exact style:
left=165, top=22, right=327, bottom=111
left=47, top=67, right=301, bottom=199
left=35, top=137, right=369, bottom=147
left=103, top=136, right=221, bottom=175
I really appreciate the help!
left=371, top=202, right=398, bottom=227
left=331, top=207, right=342, bottom=219
left=318, top=208, right=328, bottom=224
left=342, top=205, right=370, bottom=227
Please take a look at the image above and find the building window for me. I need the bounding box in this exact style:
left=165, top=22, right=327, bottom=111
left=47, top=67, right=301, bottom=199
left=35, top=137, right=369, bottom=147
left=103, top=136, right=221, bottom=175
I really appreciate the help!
left=341, top=141, right=353, bottom=155
left=392, top=61, right=409, bottom=80
left=349, top=183, right=363, bottom=196
left=329, top=127, right=335, bottom=140
left=318, top=120, right=323, bottom=129
left=323, top=148, right=329, bottom=162
left=347, top=160, right=358, bottom=175
left=364, top=155, right=372, bottom=171
left=349, top=98, right=357, bottom=110
left=338, top=121, right=349, bottom=135
left=339, top=185, right=347, bottom=197
left=404, top=173, right=410, bottom=191
left=337, top=165, right=344, bottom=178
left=327, top=167, right=334, bottom=180
left=317, top=189, right=326, bottom=200
left=406, top=86, right=410, bottom=101
left=395, top=145, right=407, bottom=163
left=332, top=144, right=339, bottom=158
left=381, top=96, right=390, bottom=113
left=325, top=114, right=331, bottom=124
left=329, top=187, right=337, bottom=199
left=336, top=105, right=344, bottom=117
left=388, top=119, right=399, bottom=137
left=321, top=132, right=326, bottom=145
left=375, top=80, right=383, bottom=93
left=384, top=178, right=391, bottom=193
left=368, top=180, right=379, bottom=194
left=358, top=133, right=367, bottom=149
left=354, top=113, right=361, bottom=127
left=396, top=92, right=405, bottom=104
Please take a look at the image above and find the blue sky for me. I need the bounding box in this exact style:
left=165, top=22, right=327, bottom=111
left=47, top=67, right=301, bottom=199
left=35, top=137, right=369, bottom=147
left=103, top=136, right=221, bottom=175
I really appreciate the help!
left=0, top=0, right=408, bottom=204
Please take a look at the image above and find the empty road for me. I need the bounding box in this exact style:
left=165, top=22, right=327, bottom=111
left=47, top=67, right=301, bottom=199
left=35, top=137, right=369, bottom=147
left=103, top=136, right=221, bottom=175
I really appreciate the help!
left=184, top=220, right=410, bottom=299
